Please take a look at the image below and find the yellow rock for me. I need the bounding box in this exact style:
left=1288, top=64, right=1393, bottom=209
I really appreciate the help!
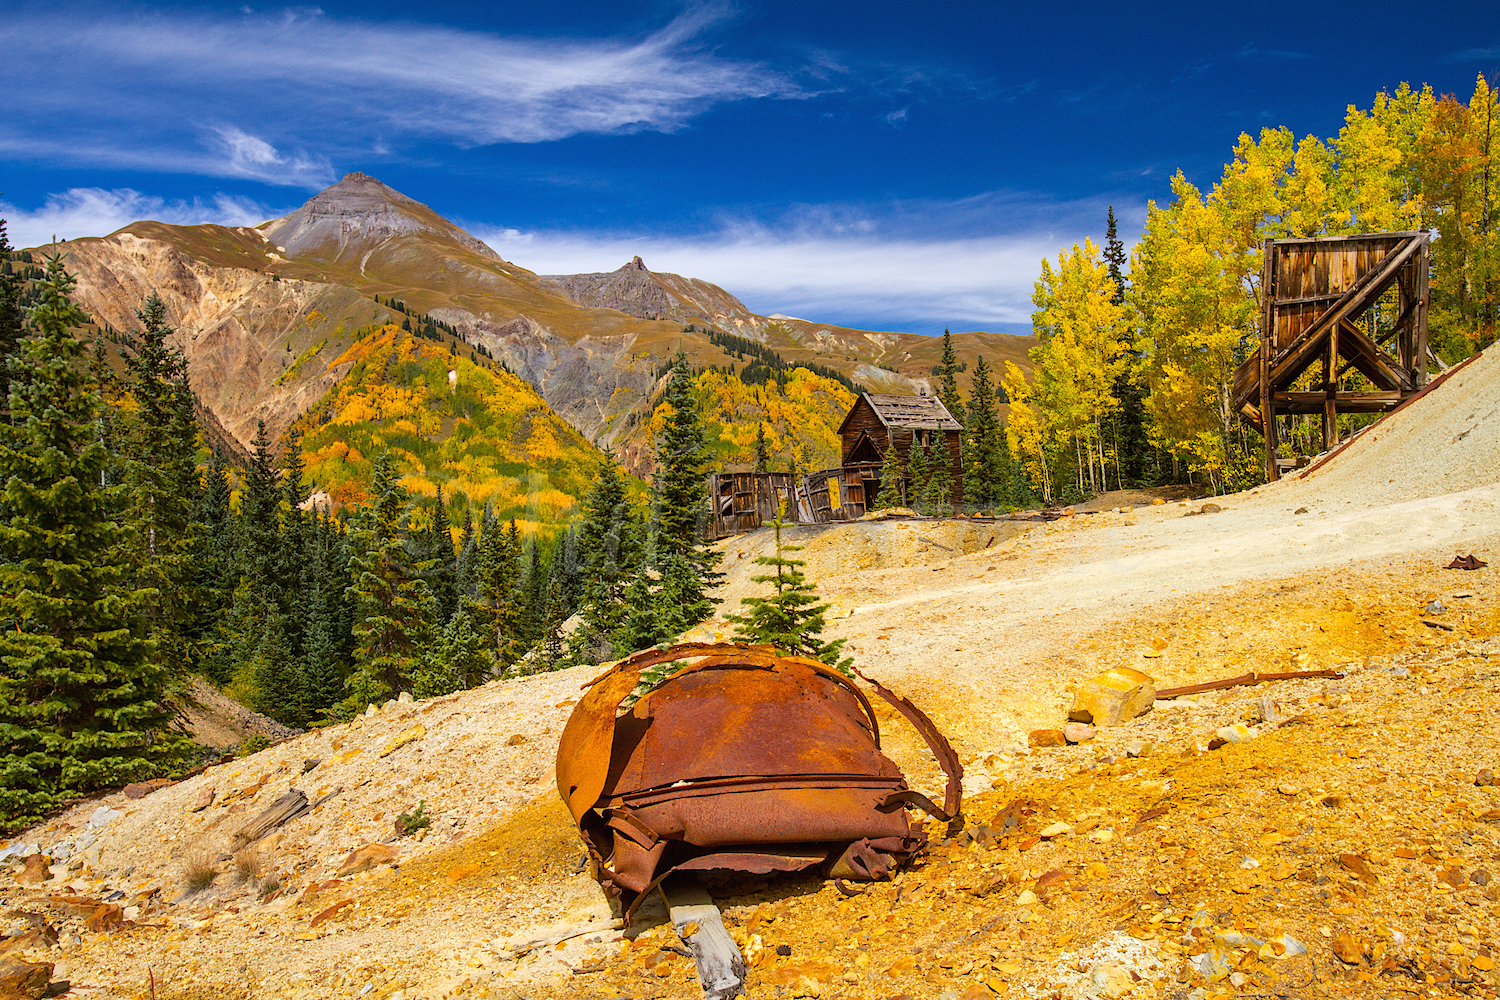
left=1039, top=821, right=1071, bottom=838
left=1069, top=667, right=1156, bottom=727
left=1015, top=889, right=1038, bottom=906
left=1473, top=955, right=1496, bottom=971
left=997, top=962, right=1022, bottom=975
left=379, top=724, right=426, bottom=758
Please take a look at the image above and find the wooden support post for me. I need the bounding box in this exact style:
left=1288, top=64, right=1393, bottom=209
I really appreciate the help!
left=1324, top=309, right=1340, bottom=452
left=1415, top=239, right=1431, bottom=388
left=1258, top=241, right=1278, bottom=481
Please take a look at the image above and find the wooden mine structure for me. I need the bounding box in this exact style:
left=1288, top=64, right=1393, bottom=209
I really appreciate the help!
left=1232, top=231, right=1433, bottom=481
left=838, top=392, right=964, bottom=505
left=706, top=392, right=964, bottom=538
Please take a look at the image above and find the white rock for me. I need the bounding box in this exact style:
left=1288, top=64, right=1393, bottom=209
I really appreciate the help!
left=88, top=806, right=123, bottom=829
left=397, top=691, right=414, bottom=705
left=1216, top=724, right=1255, bottom=744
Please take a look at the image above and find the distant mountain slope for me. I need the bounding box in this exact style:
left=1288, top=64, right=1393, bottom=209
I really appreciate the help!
left=41, top=171, right=1034, bottom=481
left=290, top=325, right=608, bottom=534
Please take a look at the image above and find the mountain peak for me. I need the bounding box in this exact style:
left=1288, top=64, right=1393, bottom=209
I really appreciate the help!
left=625, top=255, right=648, bottom=271
left=261, top=171, right=500, bottom=264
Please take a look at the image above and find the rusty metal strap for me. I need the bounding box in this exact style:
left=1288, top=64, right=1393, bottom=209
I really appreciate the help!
left=878, top=789, right=952, bottom=823
left=853, top=666, right=964, bottom=821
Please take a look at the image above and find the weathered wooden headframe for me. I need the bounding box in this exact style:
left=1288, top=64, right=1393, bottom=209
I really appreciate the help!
left=1231, top=231, right=1432, bottom=481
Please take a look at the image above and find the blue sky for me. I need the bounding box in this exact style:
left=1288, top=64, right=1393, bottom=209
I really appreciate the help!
left=3, top=2, right=1498, bottom=335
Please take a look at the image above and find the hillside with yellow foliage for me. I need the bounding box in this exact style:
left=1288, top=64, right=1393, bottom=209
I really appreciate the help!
left=290, top=324, right=609, bottom=536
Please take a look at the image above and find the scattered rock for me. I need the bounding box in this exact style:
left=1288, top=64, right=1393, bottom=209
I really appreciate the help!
left=1015, top=889, right=1038, bottom=906
left=334, top=843, right=400, bottom=877
left=1062, top=722, right=1096, bottom=744
left=379, top=724, right=426, bottom=758
left=1028, top=729, right=1067, bottom=748
left=1331, top=931, right=1367, bottom=964
left=505, top=734, right=529, bottom=746
left=17, top=856, right=49, bottom=887
left=188, top=786, right=216, bottom=813
left=1215, top=724, right=1255, bottom=744
left=0, top=960, right=52, bottom=999
left=1201, top=503, right=1222, bottom=514
left=1038, top=822, right=1071, bottom=838
left=1425, top=600, right=1446, bottom=615
left=1088, top=961, right=1133, bottom=999
left=123, top=778, right=174, bottom=800
left=1471, top=869, right=1491, bottom=886
left=302, top=759, right=322, bottom=774
left=1068, top=667, right=1156, bottom=727
left=1123, top=740, right=1154, bottom=758
left=1294, top=507, right=1309, bottom=515
left=1476, top=768, right=1495, bottom=787
left=397, top=691, right=414, bottom=705
left=87, top=806, right=122, bottom=829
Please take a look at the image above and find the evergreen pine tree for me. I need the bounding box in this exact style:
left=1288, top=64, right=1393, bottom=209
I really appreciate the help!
left=343, top=452, right=436, bottom=711
left=533, top=570, right=569, bottom=672
left=250, top=613, right=306, bottom=728
left=569, top=460, right=642, bottom=663
left=475, top=513, right=524, bottom=670
left=453, top=504, right=477, bottom=601
left=119, top=294, right=199, bottom=676
left=0, top=254, right=191, bottom=829
left=754, top=422, right=770, bottom=473
left=0, top=220, right=23, bottom=416
left=412, top=606, right=489, bottom=697
left=905, top=431, right=930, bottom=509
left=239, top=420, right=283, bottom=603
left=521, top=537, right=546, bottom=647
left=726, top=509, right=851, bottom=675
left=654, top=353, right=722, bottom=588
left=963, top=355, right=1000, bottom=508
left=187, top=450, right=236, bottom=659
left=872, top=435, right=905, bottom=510
left=412, top=486, right=458, bottom=625
left=921, top=435, right=952, bottom=516
left=936, top=329, right=965, bottom=429
left=1103, top=206, right=1127, bottom=307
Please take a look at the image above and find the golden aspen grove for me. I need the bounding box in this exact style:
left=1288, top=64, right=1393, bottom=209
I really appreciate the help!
left=1007, top=77, right=1500, bottom=499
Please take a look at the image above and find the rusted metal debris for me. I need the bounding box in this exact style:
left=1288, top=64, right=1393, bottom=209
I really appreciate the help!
left=1447, top=554, right=1488, bottom=570
left=1154, top=668, right=1345, bottom=700
left=555, top=642, right=963, bottom=920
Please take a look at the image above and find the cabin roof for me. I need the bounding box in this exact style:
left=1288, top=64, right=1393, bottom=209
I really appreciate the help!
left=840, top=392, right=962, bottom=435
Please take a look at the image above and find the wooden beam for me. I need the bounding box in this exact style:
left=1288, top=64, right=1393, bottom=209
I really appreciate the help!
left=1259, top=239, right=1278, bottom=482
left=1324, top=308, right=1340, bottom=451
left=1336, top=318, right=1410, bottom=391
left=1415, top=240, right=1431, bottom=388
left=663, top=878, right=747, bottom=1000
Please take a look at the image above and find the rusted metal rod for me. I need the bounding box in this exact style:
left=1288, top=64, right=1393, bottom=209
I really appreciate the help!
left=1156, top=668, right=1345, bottom=700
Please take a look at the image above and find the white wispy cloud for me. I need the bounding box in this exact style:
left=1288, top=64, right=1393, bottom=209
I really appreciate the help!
left=0, top=3, right=795, bottom=184
left=476, top=193, right=1133, bottom=333
left=1, top=188, right=284, bottom=251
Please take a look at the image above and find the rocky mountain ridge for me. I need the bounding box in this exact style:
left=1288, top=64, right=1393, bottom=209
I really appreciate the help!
left=40, top=172, right=1035, bottom=472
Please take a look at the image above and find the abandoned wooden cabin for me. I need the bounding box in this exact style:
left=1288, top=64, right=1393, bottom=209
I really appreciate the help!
left=1231, top=231, right=1434, bottom=481
left=839, top=392, right=964, bottom=507
left=706, top=391, right=965, bottom=538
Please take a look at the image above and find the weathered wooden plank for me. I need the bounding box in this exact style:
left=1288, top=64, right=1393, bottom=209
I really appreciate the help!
left=662, top=878, right=746, bottom=1000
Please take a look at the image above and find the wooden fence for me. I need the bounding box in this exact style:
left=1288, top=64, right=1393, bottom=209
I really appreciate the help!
left=707, top=470, right=868, bottom=539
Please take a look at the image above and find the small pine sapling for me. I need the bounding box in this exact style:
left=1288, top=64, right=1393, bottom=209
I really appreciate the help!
left=726, top=506, right=852, bottom=676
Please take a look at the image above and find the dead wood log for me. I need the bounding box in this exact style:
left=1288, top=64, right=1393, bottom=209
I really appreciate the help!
left=1156, top=668, right=1345, bottom=700
left=231, top=789, right=309, bottom=848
